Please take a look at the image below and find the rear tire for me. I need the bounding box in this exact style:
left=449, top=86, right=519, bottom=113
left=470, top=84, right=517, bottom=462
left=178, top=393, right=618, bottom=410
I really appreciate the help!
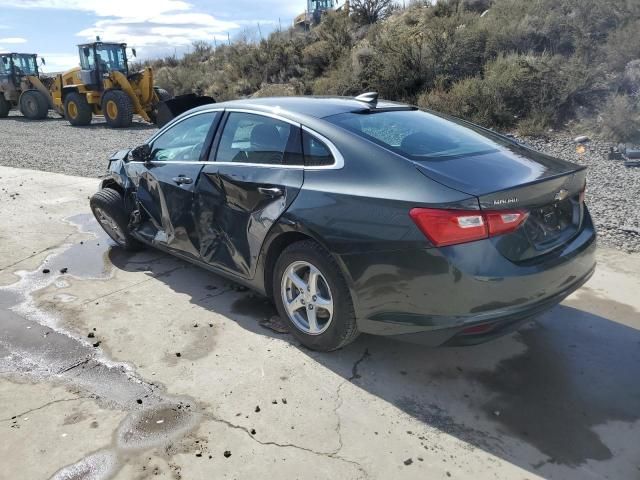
left=19, top=90, right=49, bottom=119
left=90, top=188, right=143, bottom=251
left=0, top=94, right=11, bottom=118
left=102, top=90, right=133, bottom=128
left=64, top=92, right=92, bottom=126
left=273, top=240, right=359, bottom=351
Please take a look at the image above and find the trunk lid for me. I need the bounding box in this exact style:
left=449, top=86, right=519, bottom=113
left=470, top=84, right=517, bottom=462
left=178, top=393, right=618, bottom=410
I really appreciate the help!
left=414, top=145, right=587, bottom=261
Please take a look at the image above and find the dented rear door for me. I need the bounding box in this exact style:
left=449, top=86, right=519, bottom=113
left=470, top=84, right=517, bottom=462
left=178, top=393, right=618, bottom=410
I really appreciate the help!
left=193, top=110, right=305, bottom=279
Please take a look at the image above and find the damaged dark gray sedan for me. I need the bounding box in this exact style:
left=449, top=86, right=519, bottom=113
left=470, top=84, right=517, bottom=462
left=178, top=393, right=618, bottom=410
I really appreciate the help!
left=90, top=94, right=596, bottom=351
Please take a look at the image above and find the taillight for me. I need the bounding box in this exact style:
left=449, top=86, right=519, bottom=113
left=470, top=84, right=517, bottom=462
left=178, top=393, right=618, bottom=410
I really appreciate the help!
left=409, top=208, right=528, bottom=247
left=485, top=211, right=529, bottom=236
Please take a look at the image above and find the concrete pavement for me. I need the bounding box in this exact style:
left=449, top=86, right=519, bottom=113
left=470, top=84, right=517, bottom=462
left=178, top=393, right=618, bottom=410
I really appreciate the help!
left=0, top=166, right=638, bottom=479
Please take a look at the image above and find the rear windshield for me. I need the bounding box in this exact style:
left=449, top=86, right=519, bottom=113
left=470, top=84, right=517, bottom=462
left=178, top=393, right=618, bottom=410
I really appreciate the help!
left=326, top=110, right=513, bottom=161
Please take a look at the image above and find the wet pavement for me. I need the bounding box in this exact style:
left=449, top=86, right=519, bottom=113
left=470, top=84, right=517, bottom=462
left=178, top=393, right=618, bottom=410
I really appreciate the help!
left=0, top=166, right=639, bottom=480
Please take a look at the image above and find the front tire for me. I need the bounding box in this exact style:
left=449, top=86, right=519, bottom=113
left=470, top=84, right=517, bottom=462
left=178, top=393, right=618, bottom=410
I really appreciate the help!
left=0, top=94, right=11, bottom=118
left=19, top=90, right=49, bottom=119
left=90, top=188, right=143, bottom=251
left=102, top=90, right=133, bottom=128
left=64, top=92, right=92, bottom=126
left=273, top=240, right=359, bottom=351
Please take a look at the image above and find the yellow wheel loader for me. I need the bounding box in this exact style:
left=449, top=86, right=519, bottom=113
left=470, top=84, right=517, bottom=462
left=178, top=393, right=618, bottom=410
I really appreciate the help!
left=0, top=52, right=53, bottom=119
left=49, top=41, right=214, bottom=128
left=49, top=41, right=162, bottom=128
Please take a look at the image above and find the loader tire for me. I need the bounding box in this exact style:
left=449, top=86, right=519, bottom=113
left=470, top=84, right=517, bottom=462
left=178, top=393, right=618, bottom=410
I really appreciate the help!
left=102, top=90, right=133, bottom=128
left=65, top=92, right=92, bottom=126
left=19, top=90, right=49, bottom=120
left=0, top=95, right=9, bottom=118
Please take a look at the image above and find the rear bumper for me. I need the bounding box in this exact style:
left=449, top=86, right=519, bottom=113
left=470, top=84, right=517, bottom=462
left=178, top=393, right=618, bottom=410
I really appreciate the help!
left=340, top=212, right=597, bottom=346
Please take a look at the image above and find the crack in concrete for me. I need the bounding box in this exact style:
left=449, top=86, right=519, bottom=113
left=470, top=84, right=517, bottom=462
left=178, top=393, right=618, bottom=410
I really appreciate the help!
left=349, top=348, right=371, bottom=381
left=205, top=411, right=369, bottom=478
left=57, top=357, right=92, bottom=375
left=0, top=395, right=90, bottom=423
left=79, top=265, right=188, bottom=306
left=0, top=233, right=74, bottom=273
left=323, top=348, right=373, bottom=477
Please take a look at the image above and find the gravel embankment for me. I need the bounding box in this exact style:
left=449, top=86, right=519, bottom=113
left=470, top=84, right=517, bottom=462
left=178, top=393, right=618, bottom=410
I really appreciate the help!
left=0, top=111, right=638, bottom=252
left=0, top=111, right=155, bottom=177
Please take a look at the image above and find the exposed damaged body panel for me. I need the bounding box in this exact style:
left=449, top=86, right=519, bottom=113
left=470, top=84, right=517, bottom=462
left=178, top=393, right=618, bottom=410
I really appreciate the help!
left=195, top=165, right=303, bottom=277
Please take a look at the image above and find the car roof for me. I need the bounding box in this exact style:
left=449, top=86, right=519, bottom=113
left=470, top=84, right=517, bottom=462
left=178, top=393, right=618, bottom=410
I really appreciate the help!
left=189, top=95, right=414, bottom=121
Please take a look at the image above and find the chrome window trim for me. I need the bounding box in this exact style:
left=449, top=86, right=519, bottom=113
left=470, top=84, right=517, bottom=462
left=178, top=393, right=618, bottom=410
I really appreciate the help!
left=224, top=108, right=302, bottom=128
left=140, top=107, right=345, bottom=170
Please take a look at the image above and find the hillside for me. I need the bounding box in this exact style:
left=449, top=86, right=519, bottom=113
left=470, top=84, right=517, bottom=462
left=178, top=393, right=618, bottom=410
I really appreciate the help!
left=147, top=0, right=640, bottom=141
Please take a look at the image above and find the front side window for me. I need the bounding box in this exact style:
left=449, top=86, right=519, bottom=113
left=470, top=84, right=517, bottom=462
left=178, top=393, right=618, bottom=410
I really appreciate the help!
left=326, top=110, right=515, bottom=161
left=150, top=112, right=217, bottom=162
left=215, top=112, right=299, bottom=165
left=80, top=47, right=95, bottom=70
left=0, top=57, right=8, bottom=75
left=95, top=45, right=127, bottom=72
left=12, top=55, right=37, bottom=75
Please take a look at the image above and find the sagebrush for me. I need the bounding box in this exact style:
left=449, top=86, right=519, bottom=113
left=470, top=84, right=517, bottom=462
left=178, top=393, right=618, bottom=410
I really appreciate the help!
left=144, top=0, right=640, bottom=141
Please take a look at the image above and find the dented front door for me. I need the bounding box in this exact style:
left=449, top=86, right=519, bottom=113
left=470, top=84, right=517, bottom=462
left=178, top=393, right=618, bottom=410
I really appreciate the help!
left=126, top=110, right=220, bottom=258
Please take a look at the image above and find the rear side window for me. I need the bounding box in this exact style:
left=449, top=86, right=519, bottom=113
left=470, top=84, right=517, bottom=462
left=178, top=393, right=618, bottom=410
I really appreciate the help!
left=302, top=130, right=334, bottom=167
left=326, top=110, right=514, bottom=161
left=214, top=112, right=303, bottom=165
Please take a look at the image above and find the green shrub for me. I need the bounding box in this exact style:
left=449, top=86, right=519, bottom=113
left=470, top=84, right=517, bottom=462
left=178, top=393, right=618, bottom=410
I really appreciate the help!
left=147, top=0, right=640, bottom=136
left=597, top=95, right=640, bottom=142
left=419, top=53, right=590, bottom=128
left=517, top=112, right=553, bottom=137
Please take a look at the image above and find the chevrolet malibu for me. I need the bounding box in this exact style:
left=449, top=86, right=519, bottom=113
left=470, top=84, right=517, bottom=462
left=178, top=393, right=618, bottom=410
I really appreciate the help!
left=90, top=94, right=596, bottom=351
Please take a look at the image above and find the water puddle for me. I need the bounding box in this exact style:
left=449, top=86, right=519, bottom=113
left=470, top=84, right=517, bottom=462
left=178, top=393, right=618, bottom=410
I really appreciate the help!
left=50, top=450, right=118, bottom=480
left=117, top=403, right=200, bottom=450
left=0, top=213, right=201, bottom=479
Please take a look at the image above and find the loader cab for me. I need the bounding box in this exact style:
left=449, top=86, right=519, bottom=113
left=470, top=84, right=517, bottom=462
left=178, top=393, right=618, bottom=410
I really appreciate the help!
left=0, top=53, right=39, bottom=86
left=78, top=42, right=129, bottom=88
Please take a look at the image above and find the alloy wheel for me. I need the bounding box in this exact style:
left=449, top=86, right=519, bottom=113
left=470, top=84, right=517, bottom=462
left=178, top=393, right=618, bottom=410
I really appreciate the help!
left=281, top=260, right=334, bottom=335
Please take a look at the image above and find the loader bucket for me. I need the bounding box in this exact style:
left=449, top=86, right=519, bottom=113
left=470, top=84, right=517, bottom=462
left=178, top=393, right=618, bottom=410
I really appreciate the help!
left=155, top=94, right=216, bottom=128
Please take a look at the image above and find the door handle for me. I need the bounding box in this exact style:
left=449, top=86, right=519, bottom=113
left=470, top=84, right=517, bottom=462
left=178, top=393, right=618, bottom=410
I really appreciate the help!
left=172, top=176, right=193, bottom=185
left=258, top=187, right=284, bottom=198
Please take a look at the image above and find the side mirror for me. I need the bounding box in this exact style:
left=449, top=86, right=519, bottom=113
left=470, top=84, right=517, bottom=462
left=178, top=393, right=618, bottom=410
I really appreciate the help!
left=40, top=58, right=46, bottom=66
left=130, top=144, right=151, bottom=162
left=131, top=48, right=137, bottom=58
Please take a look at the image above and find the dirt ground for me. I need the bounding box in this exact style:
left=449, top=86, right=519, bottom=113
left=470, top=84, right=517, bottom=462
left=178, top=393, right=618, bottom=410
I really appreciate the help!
left=0, top=165, right=639, bottom=480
